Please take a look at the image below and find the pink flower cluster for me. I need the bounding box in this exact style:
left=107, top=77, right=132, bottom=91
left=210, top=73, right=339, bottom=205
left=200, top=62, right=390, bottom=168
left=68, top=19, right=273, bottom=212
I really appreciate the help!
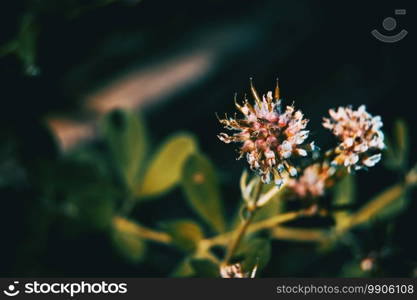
left=218, top=80, right=314, bottom=185
left=287, top=163, right=330, bottom=198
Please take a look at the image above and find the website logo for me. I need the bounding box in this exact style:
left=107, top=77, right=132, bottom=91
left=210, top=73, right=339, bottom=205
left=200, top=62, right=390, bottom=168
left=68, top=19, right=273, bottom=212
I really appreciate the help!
left=371, top=9, right=408, bottom=43
left=3, top=281, right=20, bottom=297
left=2, top=281, right=127, bottom=298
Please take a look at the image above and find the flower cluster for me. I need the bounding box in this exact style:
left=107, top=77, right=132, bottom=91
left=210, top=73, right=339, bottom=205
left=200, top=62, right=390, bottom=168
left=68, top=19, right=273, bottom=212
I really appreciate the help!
left=220, top=263, right=245, bottom=278
left=287, top=163, right=332, bottom=198
left=220, top=263, right=256, bottom=278
left=323, top=105, right=384, bottom=171
left=218, top=80, right=314, bottom=185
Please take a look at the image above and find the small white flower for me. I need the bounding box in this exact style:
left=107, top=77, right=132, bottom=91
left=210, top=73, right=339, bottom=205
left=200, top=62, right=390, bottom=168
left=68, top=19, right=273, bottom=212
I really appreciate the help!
left=288, top=166, right=298, bottom=176
left=297, top=149, right=307, bottom=156
left=363, top=154, right=382, bottom=167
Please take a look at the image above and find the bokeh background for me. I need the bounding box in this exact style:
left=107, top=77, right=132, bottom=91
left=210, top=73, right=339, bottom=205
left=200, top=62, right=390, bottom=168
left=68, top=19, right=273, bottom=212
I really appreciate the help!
left=0, top=0, right=416, bottom=277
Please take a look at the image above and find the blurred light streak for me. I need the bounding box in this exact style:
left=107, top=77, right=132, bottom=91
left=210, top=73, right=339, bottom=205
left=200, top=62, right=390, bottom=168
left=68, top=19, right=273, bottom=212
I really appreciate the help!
left=86, top=50, right=213, bottom=114
left=47, top=50, right=213, bottom=151
left=47, top=118, right=96, bottom=151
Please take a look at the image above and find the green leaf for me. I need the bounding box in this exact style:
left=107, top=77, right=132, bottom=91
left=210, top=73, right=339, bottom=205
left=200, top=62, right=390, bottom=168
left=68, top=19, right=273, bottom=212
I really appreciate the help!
left=68, top=146, right=110, bottom=178
left=61, top=169, right=116, bottom=231
left=229, top=184, right=285, bottom=230
left=333, top=174, right=356, bottom=230
left=372, top=193, right=408, bottom=222
left=0, top=13, right=40, bottom=75
left=161, top=219, right=204, bottom=253
left=236, top=238, right=271, bottom=273
left=137, top=133, right=197, bottom=197
left=384, top=119, right=409, bottom=171
left=383, top=135, right=396, bottom=169
left=0, top=40, right=18, bottom=57
left=189, top=258, right=219, bottom=277
left=339, top=260, right=368, bottom=277
left=103, top=110, right=147, bottom=191
left=111, top=216, right=147, bottom=263
left=333, top=174, right=356, bottom=206
left=17, top=14, right=40, bottom=76
left=181, top=153, right=226, bottom=233
left=349, top=184, right=406, bottom=228
left=170, top=258, right=195, bottom=277
left=394, top=118, right=409, bottom=168
left=72, top=189, right=115, bottom=230
left=253, top=184, right=285, bottom=222
left=41, top=159, right=116, bottom=231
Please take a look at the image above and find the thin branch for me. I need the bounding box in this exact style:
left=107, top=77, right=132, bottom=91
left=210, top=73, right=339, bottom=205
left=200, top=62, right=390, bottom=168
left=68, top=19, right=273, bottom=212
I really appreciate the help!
left=205, top=210, right=303, bottom=248
left=270, top=226, right=330, bottom=242
left=113, top=216, right=172, bottom=244
left=224, top=179, right=263, bottom=263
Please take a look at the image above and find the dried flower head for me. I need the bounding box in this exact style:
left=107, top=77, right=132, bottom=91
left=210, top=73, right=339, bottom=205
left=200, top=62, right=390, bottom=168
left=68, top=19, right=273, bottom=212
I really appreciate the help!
left=218, top=79, right=314, bottom=185
left=220, top=263, right=245, bottom=278
left=323, top=105, right=384, bottom=171
left=287, top=163, right=332, bottom=198
left=220, top=263, right=257, bottom=278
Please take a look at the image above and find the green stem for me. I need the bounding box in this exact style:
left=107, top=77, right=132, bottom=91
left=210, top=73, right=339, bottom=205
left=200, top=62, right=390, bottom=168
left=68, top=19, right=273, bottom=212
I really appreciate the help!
left=118, top=164, right=417, bottom=261
left=121, top=193, right=135, bottom=215
left=224, top=211, right=255, bottom=263
left=224, top=179, right=263, bottom=263
left=113, top=216, right=172, bottom=244
left=205, top=210, right=305, bottom=248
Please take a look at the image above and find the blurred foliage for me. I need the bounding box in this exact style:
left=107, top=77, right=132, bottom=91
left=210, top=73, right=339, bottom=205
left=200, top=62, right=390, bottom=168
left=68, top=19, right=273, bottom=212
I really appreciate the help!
left=112, top=216, right=147, bottom=263
left=237, top=238, right=271, bottom=273
left=384, top=119, right=410, bottom=172
left=139, top=134, right=197, bottom=198
left=1, top=109, right=415, bottom=277
left=103, top=110, right=147, bottom=191
left=0, top=13, right=39, bottom=75
left=181, top=154, right=225, bottom=233
left=161, top=219, right=204, bottom=253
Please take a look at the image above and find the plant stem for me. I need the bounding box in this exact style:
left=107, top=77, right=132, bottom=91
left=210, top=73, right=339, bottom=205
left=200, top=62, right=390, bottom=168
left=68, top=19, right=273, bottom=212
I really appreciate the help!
left=114, top=164, right=417, bottom=265
left=247, top=210, right=302, bottom=233
left=121, top=193, right=135, bottom=215
left=113, top=216, right=172, bottom=244
left=224, top=210, right=255, bottom=263
left=224, top=179, right=263, bottom=264
left=205, top=210, right=305, bottom=248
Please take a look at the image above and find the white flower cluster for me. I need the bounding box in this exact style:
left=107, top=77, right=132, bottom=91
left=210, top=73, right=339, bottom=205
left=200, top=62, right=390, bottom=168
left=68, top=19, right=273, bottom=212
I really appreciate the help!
left=323, top=105, right=384, bottom=171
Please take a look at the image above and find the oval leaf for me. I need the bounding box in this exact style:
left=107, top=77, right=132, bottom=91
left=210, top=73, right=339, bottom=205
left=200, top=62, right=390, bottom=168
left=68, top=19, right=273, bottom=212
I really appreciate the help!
left=112, top=216, right=147, bottom=263
left=181, top=154, right=225, bottom=233
left=253, top=184, right=285, bottom=222
left=333, top=174, right=356, bottom=207
left=237, top=238, right=271, bottom=274
left=170, top=258, right=195, bottom=277
left=103, top=110, right=147, bottom=191
left=394, top=118, right=409, bottom=169
left=384, top=119, right=409, bottom=171
left=190, top=258, right=219, bottom=277
left=161, top=219, right=204, bottom=253
left=137, top=134, right=197, bottom=197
